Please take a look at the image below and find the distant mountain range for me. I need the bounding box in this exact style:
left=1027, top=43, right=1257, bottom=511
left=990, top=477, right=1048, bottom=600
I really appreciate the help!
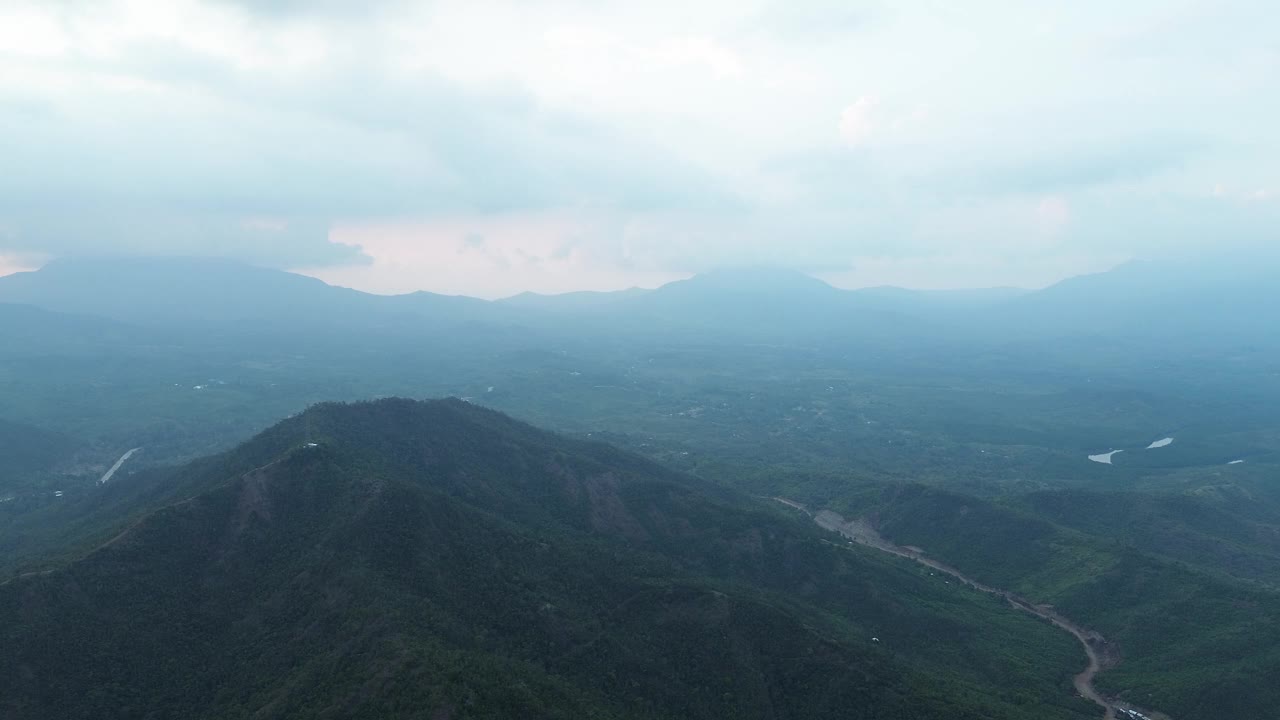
left=1, top=254, right=1272, bottom=346
left=990, top=256, right=1278, bottom=340
left=0, top=301, right=155, bottom=352
left=2, top=252, right=1275, bottom=470
left=0, top=257, right=512, bottom=337
left=3, top=257, right=1278, bottom=718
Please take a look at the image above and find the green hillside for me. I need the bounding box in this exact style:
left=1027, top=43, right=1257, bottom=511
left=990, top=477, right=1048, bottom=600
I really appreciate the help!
left=0, top=417, right=85, bottom=493
left=848, top=483, right=1280, bottom=718
left=0, top=399, right=1094, bottom=720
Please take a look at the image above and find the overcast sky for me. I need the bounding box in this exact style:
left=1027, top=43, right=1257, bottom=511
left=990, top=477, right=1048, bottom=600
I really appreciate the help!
left=1, top=0, right=1276, bottom=297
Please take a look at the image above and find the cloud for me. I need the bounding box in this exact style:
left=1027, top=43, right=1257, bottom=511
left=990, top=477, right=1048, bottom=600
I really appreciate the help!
left=1, top=0, right=1277, bottom=292
left=0, top=252, right=41, bottom=277
left=207, top=0, right=411, bottom=19
left=0, top=0, right=739, bottom=268
left=1035, top=196, right=1071, bottom=234
left=302, top=213, right=691, bottom=297
left=0, top=212, right=370, bottom=269
left=838, top=96, right=880, bottom=146
left=973, top=135, right=1205, bottom=195
left=751, top=0, right=880, bottom=40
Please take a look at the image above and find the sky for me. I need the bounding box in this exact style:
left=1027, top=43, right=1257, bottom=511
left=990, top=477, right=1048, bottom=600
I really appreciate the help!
left=0, top=0, right=1276, bottom=298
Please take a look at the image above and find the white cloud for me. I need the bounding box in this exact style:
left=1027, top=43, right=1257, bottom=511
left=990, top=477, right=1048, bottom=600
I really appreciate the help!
left=1, top=0, right=1277, bottom=292
left=1035, top=196, right=1071, bottom=235
left=838, top=96, right=880, bottom=146
left=0, top=4, right=71, bottom=58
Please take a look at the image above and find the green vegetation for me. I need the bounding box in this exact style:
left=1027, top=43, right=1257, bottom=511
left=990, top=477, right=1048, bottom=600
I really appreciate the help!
left=0, top=400, right=1095, bottom=720
left=0, top=417, right=88, bottom=493
left=852, top=483, right=1280, bottom=718
left=3, top=258, right=1280, bottom=717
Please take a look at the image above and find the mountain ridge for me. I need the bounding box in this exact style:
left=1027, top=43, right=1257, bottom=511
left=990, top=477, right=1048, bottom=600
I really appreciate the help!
left=5, top=253, right=1272, bottom=346
left=0, top=398, right=1094, bottom=720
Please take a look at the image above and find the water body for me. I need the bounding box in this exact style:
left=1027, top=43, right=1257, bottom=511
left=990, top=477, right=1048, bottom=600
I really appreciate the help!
left=1145, top=438, right=1174, bottom=449
left=1088, top=450, right=1124, bottom=465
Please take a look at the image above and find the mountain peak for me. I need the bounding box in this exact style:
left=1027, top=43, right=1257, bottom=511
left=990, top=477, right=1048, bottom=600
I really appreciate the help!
left=0, top=395, right=1091, bottom=720
left=678, top=267, right=836, bottom=294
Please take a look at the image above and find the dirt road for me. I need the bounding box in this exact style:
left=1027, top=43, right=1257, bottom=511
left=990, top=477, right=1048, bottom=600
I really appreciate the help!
left=777, top=500, right=1169, bottom=720
left=97, top=447, right=142, bottom=485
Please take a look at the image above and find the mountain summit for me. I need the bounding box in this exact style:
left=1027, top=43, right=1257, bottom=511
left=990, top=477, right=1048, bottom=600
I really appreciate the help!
left=669, top=267, right=842, bottom=295
left=0, top=398, right=1086, bottom=720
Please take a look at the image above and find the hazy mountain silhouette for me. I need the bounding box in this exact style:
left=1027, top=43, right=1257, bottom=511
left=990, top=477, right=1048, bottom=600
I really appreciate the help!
left=0, top=257, right=509, bottom=337
left=987, top=255, right=1279, bottom=344
left=2, top=253, right=1275, bottom=348
left=0, top=302, right=155, bottom=352
left=498, top=286, right=653, bottom=311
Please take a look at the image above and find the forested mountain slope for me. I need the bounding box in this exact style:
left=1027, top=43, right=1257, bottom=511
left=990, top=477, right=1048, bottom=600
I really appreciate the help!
left=846, top=483, right=1280, bottom=719
left=0, top=399, right=1095, bottom=720
left=0, top=418, right=84, bottom=492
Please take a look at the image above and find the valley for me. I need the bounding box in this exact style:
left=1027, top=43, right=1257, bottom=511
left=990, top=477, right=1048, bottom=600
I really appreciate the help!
left=1, top=257, right=1278, bottom=718
left=0, top=399, right=1103, bottom=720
left=3, top=3, right=1275, bottom=715
left=785, top=500, right=1169, bottom=720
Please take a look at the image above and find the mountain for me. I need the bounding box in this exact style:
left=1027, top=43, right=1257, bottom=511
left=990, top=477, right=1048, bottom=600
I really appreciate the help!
left=4, top=254, right=1279, bottom=718
left=501, top=275, right=1027, bottom=324
left=497, top=286, right=653, bottom=312
left=851, top=483, right=1280, bottom=719
left=1017, top=486, right=1280, bottom=585
left=0, top=302, right=155, bottom=355
left=849, top=286, right=1031, bottom=314
left=0, top=399, right=1095, bottom=720
left=6, top=254, right=1275, bottom=347
left=0, top=257, right=510, bottom=339
left=4, top=255, right=1276, bottom=501
left=990, top=255, right=1280, bottom=343
left=631, top=268, right=846, bottom=321
left=0, top=418, right=84, bottom=491
left=0, top=258, right=1011, bottom=351
left=529, top=268, right=930, bottom=342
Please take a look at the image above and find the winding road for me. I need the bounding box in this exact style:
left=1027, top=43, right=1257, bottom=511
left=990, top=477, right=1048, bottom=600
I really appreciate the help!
left=773, top=498, right=1169, bottom=720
